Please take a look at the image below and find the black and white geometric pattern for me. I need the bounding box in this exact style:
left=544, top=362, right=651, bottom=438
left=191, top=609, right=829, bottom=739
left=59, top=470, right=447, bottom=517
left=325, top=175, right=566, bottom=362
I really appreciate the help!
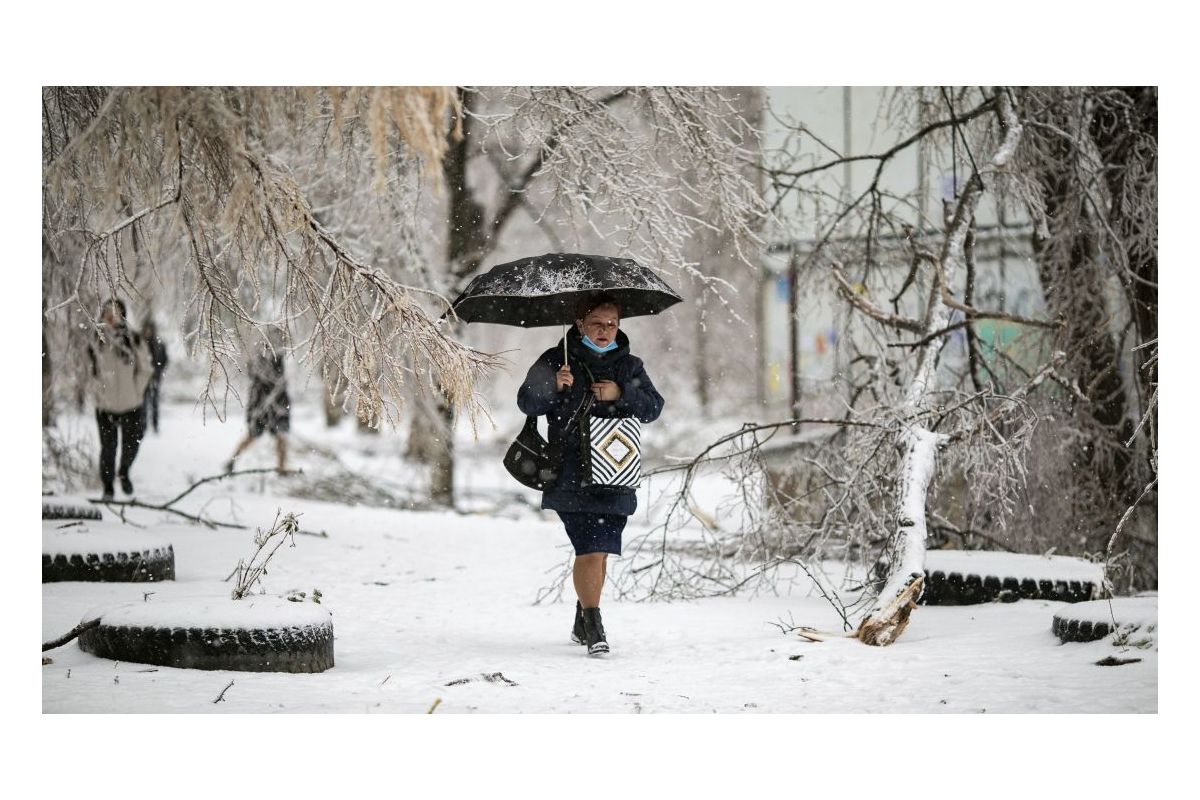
left=588, top=417, right=642, bottom=487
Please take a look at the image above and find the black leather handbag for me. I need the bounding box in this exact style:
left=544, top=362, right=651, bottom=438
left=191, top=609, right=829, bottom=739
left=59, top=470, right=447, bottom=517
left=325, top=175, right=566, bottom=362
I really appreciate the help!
left=504, top=416, right=564, bottom=491
left=504, top=392, right=594, bottom=491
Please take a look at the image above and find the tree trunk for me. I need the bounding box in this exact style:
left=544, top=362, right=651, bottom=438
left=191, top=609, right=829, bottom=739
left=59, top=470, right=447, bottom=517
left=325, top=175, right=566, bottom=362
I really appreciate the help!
left=857, top=90, right=1021, bottom=645
left=857, top=427, right=941, bottom=645
left=42, top=324, right=53, bottom=428
left=1030, top=90, right=1140, bottom=513
left=694, top=280, right=710, bottom=415
left=406, top=89, right=483, bottom=507
left=1090, top=86, right=1157, bottom=470
left=406, top=393, right=454, bottom=505
left=428, top=400, right=454, bottom=506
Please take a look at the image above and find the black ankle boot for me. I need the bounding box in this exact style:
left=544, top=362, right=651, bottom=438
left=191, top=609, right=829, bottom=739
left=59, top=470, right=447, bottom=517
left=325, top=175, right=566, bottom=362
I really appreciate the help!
left=571, top=601, right=585, bottom=645
left=581, top=607, right=609, bottom=655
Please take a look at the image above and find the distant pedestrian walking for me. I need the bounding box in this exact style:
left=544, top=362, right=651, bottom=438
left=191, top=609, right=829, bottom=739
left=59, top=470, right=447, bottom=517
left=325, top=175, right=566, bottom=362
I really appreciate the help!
left=140, top=318, right=168, bottom=433
left=226, top=339, right=290, bottom=473
left=86, top=298, right=154, bottom=500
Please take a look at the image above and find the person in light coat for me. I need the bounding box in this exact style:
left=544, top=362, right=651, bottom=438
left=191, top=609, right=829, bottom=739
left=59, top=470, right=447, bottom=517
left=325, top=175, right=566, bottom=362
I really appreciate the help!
left=85, top=298, right=154, bottom=500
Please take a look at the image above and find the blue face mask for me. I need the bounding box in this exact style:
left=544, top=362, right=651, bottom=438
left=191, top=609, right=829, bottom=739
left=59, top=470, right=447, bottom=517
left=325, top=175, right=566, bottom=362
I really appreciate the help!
left=582, top=335, right=618, bottom=353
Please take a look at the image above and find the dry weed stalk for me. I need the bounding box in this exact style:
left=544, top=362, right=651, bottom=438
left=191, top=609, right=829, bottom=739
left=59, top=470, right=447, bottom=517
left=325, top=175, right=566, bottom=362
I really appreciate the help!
left=231, top=510, right=301, bottom=600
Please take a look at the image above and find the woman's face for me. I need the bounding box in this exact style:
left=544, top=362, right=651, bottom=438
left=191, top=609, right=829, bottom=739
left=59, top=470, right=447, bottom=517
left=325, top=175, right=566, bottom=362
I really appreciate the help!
left=577, top=304, right=620, bottom=348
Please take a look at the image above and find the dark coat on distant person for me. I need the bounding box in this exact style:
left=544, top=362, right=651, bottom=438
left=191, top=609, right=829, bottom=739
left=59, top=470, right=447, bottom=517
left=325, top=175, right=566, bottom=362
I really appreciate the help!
left=146, top=333, right=168, bottom=377
left=517, top=327, right=664, bottom=515
left=246, top=351, right=290, bottom=436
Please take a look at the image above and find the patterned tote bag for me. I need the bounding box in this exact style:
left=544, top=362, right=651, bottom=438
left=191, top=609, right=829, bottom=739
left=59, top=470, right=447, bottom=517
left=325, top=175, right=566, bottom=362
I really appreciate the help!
left=582, top=413, right=642, bottom=488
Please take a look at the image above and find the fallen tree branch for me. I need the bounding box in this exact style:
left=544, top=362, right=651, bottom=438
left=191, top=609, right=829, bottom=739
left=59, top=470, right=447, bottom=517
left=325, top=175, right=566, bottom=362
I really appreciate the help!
left=89, top=468, right=304, bottom=530
left=641, top=417, right=883, bottom=480
left=43, top=618, right=101, bottom=652
left=161, top=467, right=299, bottom=507
left=87, top=465, right=326, bottom=534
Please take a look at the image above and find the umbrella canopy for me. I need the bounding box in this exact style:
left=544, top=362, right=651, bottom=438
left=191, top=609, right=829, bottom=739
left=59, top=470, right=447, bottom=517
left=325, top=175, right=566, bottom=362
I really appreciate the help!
left=448, top=253, right=683, bottom=328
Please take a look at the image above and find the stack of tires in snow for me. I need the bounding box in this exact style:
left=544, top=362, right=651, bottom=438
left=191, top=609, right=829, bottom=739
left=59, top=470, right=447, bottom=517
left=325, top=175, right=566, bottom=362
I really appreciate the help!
left=77, top=597, right=335, bottom=673
left=1051, top=595, right=1158, bottom=644
left=43, top=498, right=176, bottom=582
left=920, top=549, right=1157, bottom=647
left=920, top=550, right=1102, bottom=605
left=42, top=496, right=333, bottom=674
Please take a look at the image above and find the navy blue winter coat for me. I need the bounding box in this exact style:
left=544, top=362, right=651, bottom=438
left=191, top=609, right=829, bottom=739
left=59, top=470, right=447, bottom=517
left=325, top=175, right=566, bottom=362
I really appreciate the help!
left=517, top=327, right=664, bottom=515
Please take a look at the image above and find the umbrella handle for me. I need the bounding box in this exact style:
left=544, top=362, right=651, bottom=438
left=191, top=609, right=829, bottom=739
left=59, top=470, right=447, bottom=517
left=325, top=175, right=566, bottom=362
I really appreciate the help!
left=563, top=324, right=568, bottom=365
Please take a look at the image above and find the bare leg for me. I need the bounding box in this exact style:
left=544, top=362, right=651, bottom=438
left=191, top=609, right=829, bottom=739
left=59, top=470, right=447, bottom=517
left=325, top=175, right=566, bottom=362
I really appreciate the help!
left=226, top=434, right=257, bottom=472
left=230, top=434, right=256, bottom=461
left=572, top=553, right=609, bottom=609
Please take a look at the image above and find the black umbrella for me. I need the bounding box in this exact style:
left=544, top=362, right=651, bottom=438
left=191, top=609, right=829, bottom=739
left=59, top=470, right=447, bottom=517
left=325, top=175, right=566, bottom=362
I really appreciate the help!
left=448, top=253, right=683, bottom=329
left=448, top=253, right=683, bottom=364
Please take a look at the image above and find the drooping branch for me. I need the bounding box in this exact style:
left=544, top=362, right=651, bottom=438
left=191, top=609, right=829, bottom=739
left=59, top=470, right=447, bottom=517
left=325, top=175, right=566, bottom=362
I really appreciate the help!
left=43, top=87, right=500, bottom=434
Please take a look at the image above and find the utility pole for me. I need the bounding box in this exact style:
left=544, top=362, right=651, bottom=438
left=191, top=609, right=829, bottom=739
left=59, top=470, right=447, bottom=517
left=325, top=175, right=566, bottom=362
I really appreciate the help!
left=789, top=249, right=801, bottom=430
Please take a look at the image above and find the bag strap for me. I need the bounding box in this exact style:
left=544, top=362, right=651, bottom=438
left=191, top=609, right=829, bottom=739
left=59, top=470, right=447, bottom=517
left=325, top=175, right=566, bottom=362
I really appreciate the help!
left=558, top=355, right=595, bottom=434
left=563, top=392, right=594, bottom=433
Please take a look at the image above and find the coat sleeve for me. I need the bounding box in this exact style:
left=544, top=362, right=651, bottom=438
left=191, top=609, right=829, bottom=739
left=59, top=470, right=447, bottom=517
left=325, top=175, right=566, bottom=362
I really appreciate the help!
left=517, top=351, right=570, bottom=418
left=613, top=357, right=664, bottom=423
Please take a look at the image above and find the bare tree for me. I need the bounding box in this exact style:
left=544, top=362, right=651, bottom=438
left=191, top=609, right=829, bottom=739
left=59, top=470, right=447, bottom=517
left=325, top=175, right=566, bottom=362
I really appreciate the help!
left=612, top=86, right=1154, bottom=646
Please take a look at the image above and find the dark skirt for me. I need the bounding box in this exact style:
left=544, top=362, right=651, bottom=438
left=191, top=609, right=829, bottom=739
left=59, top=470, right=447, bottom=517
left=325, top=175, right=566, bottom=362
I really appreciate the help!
left=556, top=511, right=627, bottom=556
left=247, top=380, right=290, bottom=437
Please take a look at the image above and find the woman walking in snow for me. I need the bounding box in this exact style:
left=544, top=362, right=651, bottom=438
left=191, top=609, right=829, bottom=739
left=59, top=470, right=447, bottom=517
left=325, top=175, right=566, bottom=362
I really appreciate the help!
left=225, top=337, right=291, bottom=474
left=517, top=293, right=664, bottom=655
left=86, top=298, right=154, bottom=500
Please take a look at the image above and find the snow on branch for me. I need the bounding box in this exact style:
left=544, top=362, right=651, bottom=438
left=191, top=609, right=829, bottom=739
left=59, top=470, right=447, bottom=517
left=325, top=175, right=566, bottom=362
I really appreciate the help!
left=42, top=87, right=500, bottom=430
left=473, top=87, right=770, bottom=293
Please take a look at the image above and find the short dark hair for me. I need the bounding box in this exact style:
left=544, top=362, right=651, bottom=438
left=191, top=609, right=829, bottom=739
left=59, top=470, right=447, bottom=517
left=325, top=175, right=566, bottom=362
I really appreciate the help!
left=575, top=292, right=622, bottom=321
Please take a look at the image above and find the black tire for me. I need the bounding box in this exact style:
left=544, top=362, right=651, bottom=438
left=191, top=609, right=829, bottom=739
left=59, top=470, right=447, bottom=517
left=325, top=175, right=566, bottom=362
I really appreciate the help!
left=78, top=616, right=335, bottom=673
left=42, top=545, right=175, bottom=583
left=1052, top=615, right=1114, bottom=643
left=42, top=502, right=102, bottom=521
left=920, top=551, right=1100, bottom=606
left=1052, top=597, right=1158, bottom=644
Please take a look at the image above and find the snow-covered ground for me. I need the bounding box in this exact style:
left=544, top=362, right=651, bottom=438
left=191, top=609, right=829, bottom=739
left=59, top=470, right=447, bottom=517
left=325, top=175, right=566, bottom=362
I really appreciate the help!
left=42, top=399, right=1157, bottom=715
